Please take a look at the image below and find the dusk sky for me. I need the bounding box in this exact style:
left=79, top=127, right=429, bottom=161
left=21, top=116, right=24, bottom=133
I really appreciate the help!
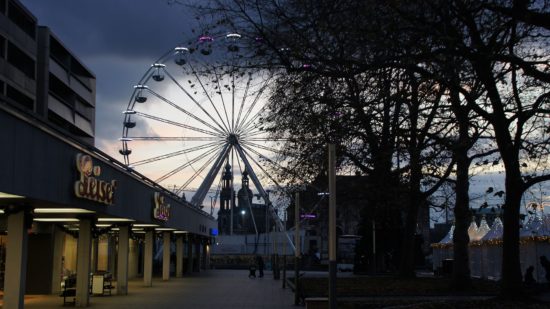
left=17, top=0, right=549, bottom=216
left=19, top=0, right=279, bottom=210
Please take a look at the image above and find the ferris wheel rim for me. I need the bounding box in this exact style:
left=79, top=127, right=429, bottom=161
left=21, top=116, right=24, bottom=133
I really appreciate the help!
left=119, top=35, right=291, bottom=202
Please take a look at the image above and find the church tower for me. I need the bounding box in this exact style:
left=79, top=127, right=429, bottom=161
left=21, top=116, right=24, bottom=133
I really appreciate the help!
left=237, top=169, right=253, bottom=208
left=218, top=163, right=233, bottom=234
left=237, top=169, right=254, bottom=233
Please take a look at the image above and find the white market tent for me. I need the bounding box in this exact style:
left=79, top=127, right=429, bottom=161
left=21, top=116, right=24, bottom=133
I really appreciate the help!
left=470, top=217, right=490, bottom=278
left=431, top=215, right=550, bottom=282
left=431, top=224, right=454, bottom=272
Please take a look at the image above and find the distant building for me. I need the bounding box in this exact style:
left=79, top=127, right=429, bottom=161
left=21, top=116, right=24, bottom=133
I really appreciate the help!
left=217, top=165, right=273, bottom=235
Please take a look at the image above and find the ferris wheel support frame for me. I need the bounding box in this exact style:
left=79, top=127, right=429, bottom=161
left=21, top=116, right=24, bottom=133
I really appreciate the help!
left=190, top=143, right=232, bottom=207
left=234, top=143, right=296, bottom=253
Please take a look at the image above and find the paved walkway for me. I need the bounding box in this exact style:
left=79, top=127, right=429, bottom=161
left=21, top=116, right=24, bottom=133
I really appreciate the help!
left=13, top=270, right=296, bottom=309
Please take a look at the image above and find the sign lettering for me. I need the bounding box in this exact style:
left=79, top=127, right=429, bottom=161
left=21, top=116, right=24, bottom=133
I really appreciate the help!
left=153, top=192, right=170, bottom=221
left=74, top=154, right=117, bottom=205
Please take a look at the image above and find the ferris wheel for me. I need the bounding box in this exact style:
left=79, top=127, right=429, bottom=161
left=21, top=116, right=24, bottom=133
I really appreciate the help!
left=118, top=33, right=292, bottom=244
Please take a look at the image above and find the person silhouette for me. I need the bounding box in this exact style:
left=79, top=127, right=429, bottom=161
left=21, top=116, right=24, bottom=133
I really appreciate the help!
left=256, top=255, right=265, bottom=278
left=540, top=256, right=550, bottom=285
left=524, top=265, right=536, bottom=286
left=248, top=258, right=257, bottom=279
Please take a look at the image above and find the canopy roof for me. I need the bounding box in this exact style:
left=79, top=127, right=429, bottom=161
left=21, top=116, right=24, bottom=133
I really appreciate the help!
left=481, top=217, right=503, bottom=241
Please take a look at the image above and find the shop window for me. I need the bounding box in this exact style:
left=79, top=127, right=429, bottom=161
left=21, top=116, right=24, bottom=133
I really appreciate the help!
left=7, top=1, right=35, bottom=39
left=7, top=84, right=33, bottom=110
left=7, top=41, right=35, bottom=80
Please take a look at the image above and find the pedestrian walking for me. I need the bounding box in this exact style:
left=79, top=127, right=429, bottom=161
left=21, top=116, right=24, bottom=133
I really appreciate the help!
left=256, top=255, right=265, bottom=278
left=248, top=257, right=257, bottom=279
left=540, top=255, right=550, bottom=286
left=524, top=265, right=536, bottom=286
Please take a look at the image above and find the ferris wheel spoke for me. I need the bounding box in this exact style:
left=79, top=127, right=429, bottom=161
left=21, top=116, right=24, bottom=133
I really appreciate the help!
left=131, top=141, right=223, bottom=167
left=126, top=137, right=221, bottom=142
left=155, top=144, right=223, bottom=184
left=239, top=145, right=284, bottom=189
left=211, top=68, right=232, bottom=133
left=191, top=143, right=232, bottom=207
left=147, top=88, right=226, bottom=135
left=237, top=103, right=268, bottom=136
left=187, top=62, right=231, bottom=133
left=246, top=138, right=290, bottom=142
left=240, top=129, right=265, bottom=138
left=164, top=70, right=229, bottom=134
left=176, top=145, right=223, bottom=194
left=231, top=74, right=236, bottom=133
left=241, top=143, right=285, bottom=170
left=241, top=140, right=295, bottom=157
left=235, top=81, right=269, bottom=134
left=241, top=143, right=302, bottom=180
left=234, top=74, right=252, bottom=133
left=135, top=111, right=224, bottom=137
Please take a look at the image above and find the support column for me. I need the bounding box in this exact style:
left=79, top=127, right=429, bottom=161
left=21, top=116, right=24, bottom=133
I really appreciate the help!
left=117, top=225, right=129, bottom=295
left=186, top=238, right=193, bottom=274
left=176, top=235, right=183, bottom=278
left=91, top=238, right=98, bottom=273
left=76, top=218, right=92, bottom=307
left=108, top=235, right=117, bottom=275
left=51, top=225, right=65, bottom=294
left=205, top=243, right=210, bottom=269
left=4, top=210, right=29, bottom=309
left=163, top=232, right=171, bottom=281
left=195, top=241, right=201, bottom=272
left=144, top=230, right=154, bottom=287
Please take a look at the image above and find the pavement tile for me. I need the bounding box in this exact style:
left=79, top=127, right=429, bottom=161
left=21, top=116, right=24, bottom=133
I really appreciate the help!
left=10, top=270, right=296, bottom=309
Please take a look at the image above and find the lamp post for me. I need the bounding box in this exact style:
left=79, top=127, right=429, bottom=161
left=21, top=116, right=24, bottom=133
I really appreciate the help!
left=241, top=209, right=246, bottom=233
left=328, top=144, right=337, bottom=309
left=294, top=191, right=301, bottom=305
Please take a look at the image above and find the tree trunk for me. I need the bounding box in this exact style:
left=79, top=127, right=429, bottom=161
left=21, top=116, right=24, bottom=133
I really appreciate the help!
left=470, top=50, right=525, bottom=297
left=399, top=157, right=422, bottom=278
left=452, top=138, right=472, bottom=290
left=399, top=200, right=419, bottom=277
left=450, top=92, right=472, bottom=290
left=500, top=162, right=524, bottom=297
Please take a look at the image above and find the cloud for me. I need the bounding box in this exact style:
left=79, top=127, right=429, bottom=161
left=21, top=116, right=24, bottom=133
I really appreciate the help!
left=21, top=0, right=196, bottom=58
left=20, top=0, right=200, bottom=155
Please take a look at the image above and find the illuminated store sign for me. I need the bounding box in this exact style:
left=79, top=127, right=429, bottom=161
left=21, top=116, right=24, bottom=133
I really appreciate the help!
left=153, top=192, right=170, bottom=221
left=74, top=154, right=117, bottom=205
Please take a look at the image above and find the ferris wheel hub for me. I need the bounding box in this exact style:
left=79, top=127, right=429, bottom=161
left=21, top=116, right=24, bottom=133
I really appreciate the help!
left=227, top=134, right=239, bottom=145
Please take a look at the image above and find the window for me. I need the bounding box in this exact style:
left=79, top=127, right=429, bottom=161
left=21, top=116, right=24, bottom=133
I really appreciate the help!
left=7, top=1, right=35, bottom=39
left=7, top=84, right=33, bottom=110
left=50, top=36, right=70, bottom=68
left=49, top=74, right=74, bottom=106
left=7, top=41, right=35, bottom=79
left=0, top=0, right=6, bottom=15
